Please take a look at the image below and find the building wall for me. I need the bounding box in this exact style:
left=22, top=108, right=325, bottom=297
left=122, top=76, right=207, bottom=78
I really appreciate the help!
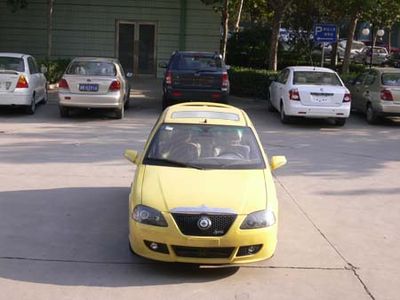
left=0, top=0, right=220, bottom=77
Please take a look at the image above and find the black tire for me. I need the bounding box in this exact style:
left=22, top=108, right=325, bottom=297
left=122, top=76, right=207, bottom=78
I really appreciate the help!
left=335, top=118, right=346, bottom=126
left=59, top=106, right=70, bottom=118
left=26, top=95, right=36, bottom=115
left=366, top=104, right=379, bottom=124
left=41, top=87, right=48, bottom=105
left=280, top=102, right=291, bottom=124
left=124, top=90, right=130, bottom=109
left=114, top=105, right=124, bottom=119
left=162, top=95, right=170, bottom=110
left=266, top=92, right=275, bottom=112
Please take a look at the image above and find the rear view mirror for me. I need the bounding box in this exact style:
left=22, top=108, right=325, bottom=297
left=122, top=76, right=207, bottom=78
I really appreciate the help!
left=270, top=156, right=287, bottom=170
left=124, top=149, right=139, bottom=164
left=40, top=65, right=47, bottom=74
left=158, top=61, right=167, bottom=68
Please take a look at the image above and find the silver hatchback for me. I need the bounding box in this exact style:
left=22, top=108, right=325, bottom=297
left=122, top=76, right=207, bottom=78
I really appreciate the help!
left=58, top=57, right=131, bottom=119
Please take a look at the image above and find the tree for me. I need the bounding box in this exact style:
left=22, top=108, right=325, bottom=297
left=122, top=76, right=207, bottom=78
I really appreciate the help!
left=6, top=0, right=28, bottom=12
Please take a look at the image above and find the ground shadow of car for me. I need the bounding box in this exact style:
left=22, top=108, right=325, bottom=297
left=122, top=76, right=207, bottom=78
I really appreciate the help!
left=0, top=187, right=238, bottom=287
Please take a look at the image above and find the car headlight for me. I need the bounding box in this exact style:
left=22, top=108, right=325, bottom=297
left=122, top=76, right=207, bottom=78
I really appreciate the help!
left=240, top=210, right=276, bottom=229
left=132, top=205, right=168, bottom=227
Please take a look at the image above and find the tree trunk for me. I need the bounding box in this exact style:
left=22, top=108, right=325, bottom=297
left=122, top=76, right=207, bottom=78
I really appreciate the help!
left=47, top=0, right=54, bottom=60
left=220, top=0, right=229, bottom=60
left=388, top=28, right=392, bottom=53
left=268, top=10, right=283, bottom=71
left=342, top=13, right=358, bottom=74
left=234, top=0, right=244, bottom=32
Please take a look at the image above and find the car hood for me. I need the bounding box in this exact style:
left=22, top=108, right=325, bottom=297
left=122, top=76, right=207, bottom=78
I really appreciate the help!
left=140, top=165, right=268, bottom=215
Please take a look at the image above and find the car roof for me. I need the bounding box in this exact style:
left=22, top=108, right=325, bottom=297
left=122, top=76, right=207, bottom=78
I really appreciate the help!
left=175, top=51, right=221, bottom=57
left=162, top=102, right=250, bottom=126
left=71, top=57, right=119, bottom=63
left=0, top=53, right=29, bottom=58
left=373, top=67, right=400, bottom=73
left=287, top=66, right=336, bottom=73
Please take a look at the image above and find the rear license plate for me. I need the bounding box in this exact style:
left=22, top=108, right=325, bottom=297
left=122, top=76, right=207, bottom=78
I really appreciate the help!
left=0, top=81, right=12, bottom=90
left=313, top=97, right=328, bottom=103
left=79, top=84, right=98, bottom=92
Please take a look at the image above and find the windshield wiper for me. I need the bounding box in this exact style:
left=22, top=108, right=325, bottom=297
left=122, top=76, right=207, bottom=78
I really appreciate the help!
left=144, top=157, right=204, bottom=170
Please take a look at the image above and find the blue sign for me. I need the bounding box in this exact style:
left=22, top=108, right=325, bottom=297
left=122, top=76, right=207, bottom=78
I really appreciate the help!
left=314, top=24, right=337, bottom=43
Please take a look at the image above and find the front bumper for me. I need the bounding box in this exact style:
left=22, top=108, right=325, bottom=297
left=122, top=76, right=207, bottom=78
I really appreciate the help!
left=285, top=102, right=351, bottom=118
left=58, top=91, right=123, bottom=108
left=129, top=213, right=277, bottom=264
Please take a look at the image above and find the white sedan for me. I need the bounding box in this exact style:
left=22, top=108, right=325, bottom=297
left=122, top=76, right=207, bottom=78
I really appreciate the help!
left=268, top=66, right=351, bottom=126
left=0, top=53, right=47, bottom=114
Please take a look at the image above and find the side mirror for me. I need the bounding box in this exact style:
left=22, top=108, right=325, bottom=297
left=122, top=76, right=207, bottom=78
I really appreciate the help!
left=225, top=65, right=231, bottom=70
left=40, top=65, right=47, bottom=73
left=270, top=155, right=287, bottom=170
left=158, top=61, right=167, bottom=68
left=124, top=149, right=139, bottom=164
left=126, top=72, right=133, bottom=78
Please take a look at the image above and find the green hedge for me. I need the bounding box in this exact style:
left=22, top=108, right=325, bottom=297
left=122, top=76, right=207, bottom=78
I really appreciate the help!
left=38, top=59, right=71, bottom=84
left=228, top=67, right=277, bottom=99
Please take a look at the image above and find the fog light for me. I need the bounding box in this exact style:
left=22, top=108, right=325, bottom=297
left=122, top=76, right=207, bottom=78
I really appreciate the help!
left=144, top=240, right=169, bottom=254
left=237, top=244, right=263, bottom=257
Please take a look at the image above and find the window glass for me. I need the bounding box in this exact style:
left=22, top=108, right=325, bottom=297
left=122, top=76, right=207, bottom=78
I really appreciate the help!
left=171, top=111, right=240, bottom=121
left=28, top=57, right=38, bottom=74
left=364, top=73, right=376, bottom=85
left=0, top=57, right=25, bottom=72
left=278, top=69, right=289, bottom=84
left=354, top=73, right=367, bottom=85
left=381, top=73, right=400, bottom=86
left=144, top=124, right=265, bottom=170
left=171, top=54, right=222, bottom=71
left=66, top=61, right=116, bottom=76
left=293, top=71, right=342, bottom=86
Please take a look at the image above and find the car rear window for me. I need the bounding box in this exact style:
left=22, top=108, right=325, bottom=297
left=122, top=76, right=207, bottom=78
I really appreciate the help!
left=382, top=73, right=400, bottom=86
left=0, top=57, right=25, bottom=72
left=293, top=71, right=342, bottom=86
left=171, top=111, right=240, bottom=121
left=66, top=61, right=116, bottom=76
left=171, top=54, right=222, bottom=71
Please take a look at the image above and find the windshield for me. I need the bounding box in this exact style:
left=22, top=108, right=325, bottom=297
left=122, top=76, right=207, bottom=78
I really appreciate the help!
left=66, top=61, right=116, bottom=76
left=144, top=124, right=265, bottom=170
left=171, top=54, right=222, bottom=71
left=382, top=73, right=400, bottom=86
left=293, top=71, right=342, bottom=86
left=0, top=57, right=25, bottom=72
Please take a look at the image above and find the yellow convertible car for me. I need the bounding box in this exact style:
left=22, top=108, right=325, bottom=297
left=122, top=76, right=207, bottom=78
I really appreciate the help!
left=125, top=102, right=286, bottom=264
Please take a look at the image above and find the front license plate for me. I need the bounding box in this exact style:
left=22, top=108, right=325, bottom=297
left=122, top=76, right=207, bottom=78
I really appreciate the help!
left=79, top=84, right=98, bottom=92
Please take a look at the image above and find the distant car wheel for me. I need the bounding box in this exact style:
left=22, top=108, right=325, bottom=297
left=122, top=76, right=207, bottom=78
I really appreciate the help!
left=335, top=118, right=346, bottom=126
left=366, top=104, right=379, bottom=124
left=280, top=102, right=291, bottom=124
left=114, top=105, right=124, bottom=119
left=41, top=87, right=48, bottom=104
left=124, top=90, right=130, bottom=109
left=26, top=95, right=36, bottom=115
left=59, top=106, right=70, bottom=118
left=266, top=92, right=275, bottom=112
left=162, top=95, right=170, bottom=110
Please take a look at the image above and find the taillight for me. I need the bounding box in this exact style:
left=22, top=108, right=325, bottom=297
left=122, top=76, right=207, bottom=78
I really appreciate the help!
left=343, top=93, right=351, bottom=102
left=222, top=72, right=229, bottom=89
left=380, top=89, right=393, bottom=101
left=289, top=88, right=300, bottom=101
left=109, top=80, right=121, bottom=91
left=16, top=75, right=29, bottom=88
left=165, top=71, right=173, bottom=85
left=58, top=79, right=69, bottom=90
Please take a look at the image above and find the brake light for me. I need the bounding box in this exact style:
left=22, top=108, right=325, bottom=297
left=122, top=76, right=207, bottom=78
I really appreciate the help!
left=58, top=79, right=69, bottom=89
left=171, top=90, right=182, bottom=97
left=222, top=72, right=229, bottom=88
left=165, top=71, right=173, bottom=85
left=16, top=75, right=29, bottom=88
left=380, top=89, right=393, bottom=101
left=289, top=88, right=300, bottom=101
left=343, top=93, right=351, bottom=102
left=109, top=80, right=121, bottom=91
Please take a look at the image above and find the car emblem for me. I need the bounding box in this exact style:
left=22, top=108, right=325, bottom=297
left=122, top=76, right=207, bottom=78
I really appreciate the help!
left=197, top=216, right=212, bottom=230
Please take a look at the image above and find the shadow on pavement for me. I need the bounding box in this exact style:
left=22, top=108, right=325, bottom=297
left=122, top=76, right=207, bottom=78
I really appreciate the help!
left=0, top=187, right=238, bottom=287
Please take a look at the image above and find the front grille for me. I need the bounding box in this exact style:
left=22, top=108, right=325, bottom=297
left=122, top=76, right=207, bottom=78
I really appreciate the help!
left=172, top=213, right=237, bottom=236
left=172, top=246, right=234, bottom=258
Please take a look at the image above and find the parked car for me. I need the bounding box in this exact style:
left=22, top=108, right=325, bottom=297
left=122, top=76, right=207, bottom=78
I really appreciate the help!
left=384, top=52, right=400, bottom=68
left=348, top=67, right=400, bottom=124
left=313, top=40, right=365, bottom=61
left=159, top=51, right=230, bottom=109
left=58, top=57, right=130, bottom=118
left=0, top=52, right=47, bottom=114
left=124, top=102, right=287, bottom=264
left=352, top=46, right=389, bottom=65
left=268, top=66, right=351, bottom=126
